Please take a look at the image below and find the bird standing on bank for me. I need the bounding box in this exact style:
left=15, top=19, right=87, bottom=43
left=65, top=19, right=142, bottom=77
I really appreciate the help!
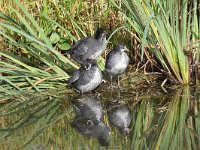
left=105, top=43, right=129, bottom=88
left=67, top=59, right=102, bottom=93
left=68, top=28, right=107, bottom=64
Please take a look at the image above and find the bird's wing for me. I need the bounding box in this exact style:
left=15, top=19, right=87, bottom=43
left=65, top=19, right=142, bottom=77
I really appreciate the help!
left=70, top=39, right=83, bottom=51
left=69, top=37, right=91, bottom=55
left=67, top=70, right=80, bottom=85
left=105, top=50, right=117, bottom=69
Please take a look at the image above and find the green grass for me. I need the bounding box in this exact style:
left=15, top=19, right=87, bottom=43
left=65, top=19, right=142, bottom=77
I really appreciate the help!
left=0, top=0, right=80, bottom=96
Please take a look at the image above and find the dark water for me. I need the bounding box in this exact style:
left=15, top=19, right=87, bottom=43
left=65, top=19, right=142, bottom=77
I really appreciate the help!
left=0, top=86, right=200, bottom=150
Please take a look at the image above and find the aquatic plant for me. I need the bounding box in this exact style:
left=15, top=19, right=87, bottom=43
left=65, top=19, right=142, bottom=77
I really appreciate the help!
left=111, top=0, right=200, bottom=85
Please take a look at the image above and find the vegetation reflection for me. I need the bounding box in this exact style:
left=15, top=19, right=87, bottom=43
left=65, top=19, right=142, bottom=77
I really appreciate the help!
left=0, top=87, right=200, bottom=149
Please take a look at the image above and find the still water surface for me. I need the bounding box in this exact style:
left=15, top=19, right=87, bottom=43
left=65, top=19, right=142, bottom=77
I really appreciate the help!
left=0, top=86, right=200, bottom=150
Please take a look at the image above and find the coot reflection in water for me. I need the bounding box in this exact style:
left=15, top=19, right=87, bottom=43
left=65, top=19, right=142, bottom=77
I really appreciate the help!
left=71, top=94, right=103, bottom=124
left=107, top=100, right=131, bottom=135
left=70, top=94, right=110, bottom=146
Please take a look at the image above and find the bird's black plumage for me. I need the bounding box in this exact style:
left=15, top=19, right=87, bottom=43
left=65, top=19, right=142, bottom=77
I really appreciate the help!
left=105, top=43, right=129, bottom=87
left=68, top=59, right=102, bottom=93
left=68, top=28, right=107, bottom=63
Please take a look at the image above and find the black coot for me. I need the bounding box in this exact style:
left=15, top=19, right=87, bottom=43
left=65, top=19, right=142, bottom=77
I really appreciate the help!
left=105, top=43, right=129, bottom=88
left=68, top=59, right=102, bottom=93
left=68, top=28, right=107, bottom=64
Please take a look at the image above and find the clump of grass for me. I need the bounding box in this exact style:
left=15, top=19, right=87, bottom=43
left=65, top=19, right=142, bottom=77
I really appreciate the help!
left=0, top=0, right=80, bottom=96
left=111, top=0, right=200, bottom=85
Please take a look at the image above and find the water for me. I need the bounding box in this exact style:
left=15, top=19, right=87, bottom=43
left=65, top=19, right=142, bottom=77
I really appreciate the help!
left=0, top=86, right=200, bottom=150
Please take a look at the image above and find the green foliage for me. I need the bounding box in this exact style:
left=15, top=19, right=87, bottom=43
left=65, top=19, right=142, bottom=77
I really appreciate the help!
left=111, top=0, right=200, bottom=85
left=0, top=0, right=80, bottom=95
left=58, top=38, right=71, bottom=51
left=49, top=32, right=60, bottom=44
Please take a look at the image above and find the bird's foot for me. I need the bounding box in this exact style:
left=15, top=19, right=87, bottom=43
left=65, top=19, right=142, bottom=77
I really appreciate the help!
left=117, top=84, right=122, bottom=91
left=108, top=84, right=118, bottom=89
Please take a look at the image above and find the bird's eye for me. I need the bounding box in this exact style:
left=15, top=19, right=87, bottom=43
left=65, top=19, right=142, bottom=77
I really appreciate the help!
left=84, top=63, right=91, bottom=70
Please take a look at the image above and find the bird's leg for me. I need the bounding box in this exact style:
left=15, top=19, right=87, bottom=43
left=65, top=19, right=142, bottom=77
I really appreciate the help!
left=117, top=76, right=121, bottom=90
left=117, top=88, right=121, bottom=99
left=79, top=90, right=83, bottom=95
left=110, top=75, right=113, bottom=87
left=108, top=75, right=114, bottom=89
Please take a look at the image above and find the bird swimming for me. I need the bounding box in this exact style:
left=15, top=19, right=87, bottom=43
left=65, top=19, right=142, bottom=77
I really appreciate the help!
left=105, top=43, right=129, bottom=88
left=67, top=59, right=102, bottom=93
left=68, top=28, right=107, bottom=64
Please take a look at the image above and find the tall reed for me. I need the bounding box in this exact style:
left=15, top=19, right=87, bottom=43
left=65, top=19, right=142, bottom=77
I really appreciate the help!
left=111, top=0, right=199, bottom=85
